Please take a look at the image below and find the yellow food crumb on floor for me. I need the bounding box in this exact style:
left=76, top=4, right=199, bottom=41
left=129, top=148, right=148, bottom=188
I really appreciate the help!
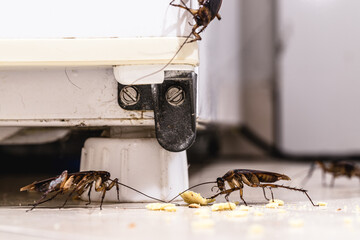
left=343, top=217, right=353, bottom=224
left=254, top=211, right=264, bottom=216
left=191, top=219, right=215, bottom=229
left=317, top=202, right=328, bottom=207
left=164, top=206, right=177, bottom=212
left=146, top=203, right=177, bottom=211
left=194, top=209, right=211, bottom=218
left=356, top=205, right=360, bottom=212
left=265, top=202, right=279, bottom=208
left=249, top=224, right=264, bottom=235
left=238, top=205, right=251, bottom=211
left=211, top=202, right=236, bottom=211
left=180, top=191, right=215, bottom=205
left=289, top=219, right=304, bottom=228
left=189, top=203, right=201, bottom=208
left=226, top=210, right=249, bottom=218
left=277, top=209, right=287, bottom=214
left=269, top=199, right=284, bottom=206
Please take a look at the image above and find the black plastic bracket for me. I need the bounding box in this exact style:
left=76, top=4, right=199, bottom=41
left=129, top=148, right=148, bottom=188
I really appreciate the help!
left=118, top=70, right=197, bottom=152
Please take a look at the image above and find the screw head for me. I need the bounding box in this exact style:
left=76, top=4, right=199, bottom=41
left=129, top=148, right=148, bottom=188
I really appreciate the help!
left=166, top=86, right=185, bottom=106
left=120, top=86, right=140, bottom=106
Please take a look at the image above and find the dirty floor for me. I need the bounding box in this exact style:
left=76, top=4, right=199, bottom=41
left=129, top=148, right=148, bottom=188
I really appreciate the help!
left=1, top=160, right=360, bottom=240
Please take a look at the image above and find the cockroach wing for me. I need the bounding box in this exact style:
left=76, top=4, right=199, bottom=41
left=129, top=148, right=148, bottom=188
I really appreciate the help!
left=206, top=0, right=222, bottom=17
left=234, top=169, right=291, bottom=183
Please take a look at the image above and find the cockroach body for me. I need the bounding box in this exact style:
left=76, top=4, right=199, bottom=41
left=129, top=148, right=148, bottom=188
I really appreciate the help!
left=303, top=160, right=360, bottom=187
left=20, top=170, right=164, bottom=211
left=211, top=169, right=318, bottom=206
left=169, top=169, right=318, bottom=206
left=170, top=0, right=222, bottom=42
left=131, top=0, right=222, bottom=84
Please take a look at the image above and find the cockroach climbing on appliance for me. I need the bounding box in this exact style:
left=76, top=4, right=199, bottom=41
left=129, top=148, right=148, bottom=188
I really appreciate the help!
left=130, top=0, right=222, bottom=84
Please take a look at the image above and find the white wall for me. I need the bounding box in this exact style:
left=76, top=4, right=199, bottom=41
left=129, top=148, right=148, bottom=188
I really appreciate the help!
left=278, top=0, right=360, bottom=154
left=198, top=0, right=243, bottom=125
left=242, top=0, right=275, bottom=144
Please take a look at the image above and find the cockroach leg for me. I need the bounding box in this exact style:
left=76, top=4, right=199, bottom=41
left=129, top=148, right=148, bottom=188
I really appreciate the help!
left=269, top=187, right=274, bottom=201
left=239, top=188, right=247, bottom=206
left=112, top=178, right=120, bottom=201
left=86, top=182, right=93, bottom=205
left=262, top=187, right=270, bottom=201
left=27, top=191, right=62, bottom=212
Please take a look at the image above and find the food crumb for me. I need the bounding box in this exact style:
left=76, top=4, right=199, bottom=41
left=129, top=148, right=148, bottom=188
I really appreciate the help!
left=194, top=209, right=211, bottom=218
left=211, top=202, right=236, bottom=211
left=317, top=202, right=328, bottom=207
left=269, top=199, right=284, bottom=206
left=164, top=205, right=177, bottom=212
left=336, top=208, right=342, bottom=211
left=226, top=210, right=249, bottom=218
left=146, top=203, right=177, bottom=211
left=238, top=205, right=251, bottom=211
left=249, top=224, right=264, bottom=235
left=191, top=219, right=215, bottom=230
left=189, top=203, right=201, bottom=208
left=128, top=223, right=136, bottom=229
left=265, top=202, right=279, bottom=209
left=180, top=191, right=215, bottom=205
left=254, top=211, right=264, bottom=216
left=277, top=209, right=287, bottom=214
left=289, top=219, right=304, bottom=228
left=343, top=217, right=353, bottom=224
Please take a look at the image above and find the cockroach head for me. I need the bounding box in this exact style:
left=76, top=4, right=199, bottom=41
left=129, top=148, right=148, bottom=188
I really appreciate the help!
left=103, top=171, right=111, bottom=180
left=216, top=177, right=225, bottom=191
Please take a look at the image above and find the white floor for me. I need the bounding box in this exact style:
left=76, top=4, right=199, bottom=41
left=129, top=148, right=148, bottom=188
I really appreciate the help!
left=1, top=160, right=360, bottom=240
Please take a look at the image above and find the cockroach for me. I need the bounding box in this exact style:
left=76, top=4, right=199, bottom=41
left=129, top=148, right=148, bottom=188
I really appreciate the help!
left=20, top=170, right=165, bottom=211
left=130, top=0, right=222, bottom=84
left=169, top=169, right=318, bottom=206
left=170, top=0, right=222, bottom=43
left=303, top=160, right=360, bottom=187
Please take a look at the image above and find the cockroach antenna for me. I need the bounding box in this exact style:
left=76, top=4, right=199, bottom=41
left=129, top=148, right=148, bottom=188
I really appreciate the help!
left=129, top=0, right=223, bottom=85
left=167, top=181, right=217, bottom=203
left=109, top=178, right=167, bottom=203
left=128, top=31, right=193, bottom=86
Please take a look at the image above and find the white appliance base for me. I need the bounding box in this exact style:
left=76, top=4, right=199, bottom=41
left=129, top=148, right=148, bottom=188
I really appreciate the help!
left=80, top=138, right=188, bottom=202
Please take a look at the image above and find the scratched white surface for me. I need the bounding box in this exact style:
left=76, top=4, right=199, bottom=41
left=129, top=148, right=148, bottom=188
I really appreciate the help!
left=1, top=160, right=360, bottom=240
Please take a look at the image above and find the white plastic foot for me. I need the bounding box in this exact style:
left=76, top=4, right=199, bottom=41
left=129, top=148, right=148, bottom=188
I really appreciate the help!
left=80, top=138, right=189, bottom=202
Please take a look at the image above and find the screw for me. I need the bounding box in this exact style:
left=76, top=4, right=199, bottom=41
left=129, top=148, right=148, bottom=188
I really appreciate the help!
left=166, top=86, right=185, bottom=106
left=120, top=86, right=140, bottom=106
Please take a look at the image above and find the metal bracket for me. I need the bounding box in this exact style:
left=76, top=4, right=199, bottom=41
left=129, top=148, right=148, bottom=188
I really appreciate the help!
left=118, top=70, right=197, bottom=152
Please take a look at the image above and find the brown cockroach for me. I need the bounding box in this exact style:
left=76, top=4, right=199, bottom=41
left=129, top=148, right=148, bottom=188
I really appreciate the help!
left=170, top=0, right=222, bottom=43
left=130, top=0, right=222, bottom=84
left=303, top=160, right=360, bottom=187
left=20, top=170, right=165, bottom=211
left=169, top=169, right=318, bottom=206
